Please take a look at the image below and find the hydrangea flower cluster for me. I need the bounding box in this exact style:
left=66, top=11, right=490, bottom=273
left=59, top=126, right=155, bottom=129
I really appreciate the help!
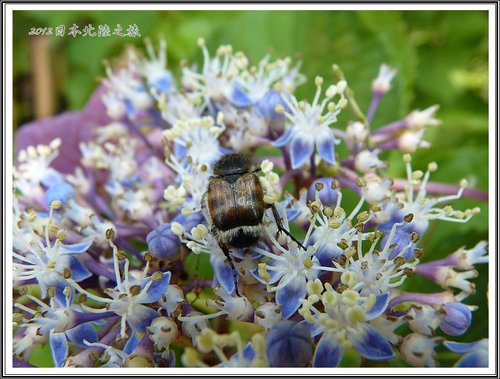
left=12, top=38, right=488, bottom=369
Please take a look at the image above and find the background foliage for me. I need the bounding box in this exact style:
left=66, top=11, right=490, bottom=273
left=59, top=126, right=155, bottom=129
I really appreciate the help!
left=13, top=9, right=489, bottom=367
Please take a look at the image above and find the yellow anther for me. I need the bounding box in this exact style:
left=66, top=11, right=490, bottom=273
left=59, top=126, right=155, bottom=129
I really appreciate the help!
left=303, top=258, right=313, bottom=269
left=428, top=162, right=438, bottom=171
left=197, top=329, right=216, bottom=353
left=340, top=271, right=358, bottom=287
left=306, top=279, right=324, bottom=295
left=346, top=305, right=366, bottom=325
left=329, top=219, right=341, bottom=229
left=51, top=200, right=62, bottom=209
left=56, top=229, right=67, bottom=241
left=258, top=263, right=271, bottom=283
left=357, top=211, right=369, bottom=223
left=274, top=104, right=285, bottom=113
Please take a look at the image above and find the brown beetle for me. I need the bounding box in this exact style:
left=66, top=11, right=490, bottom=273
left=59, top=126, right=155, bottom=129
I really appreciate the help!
left=202, top=153, right=304, bottom=296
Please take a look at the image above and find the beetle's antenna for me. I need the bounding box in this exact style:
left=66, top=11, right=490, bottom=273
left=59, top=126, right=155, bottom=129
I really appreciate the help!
left=221, top=246, right=241, bottom=297
left=270, top=203, right=306, bottom=250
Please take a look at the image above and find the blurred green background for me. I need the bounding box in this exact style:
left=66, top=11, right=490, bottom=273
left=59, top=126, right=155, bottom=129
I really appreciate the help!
left=13, top=10, right=489, bottom=367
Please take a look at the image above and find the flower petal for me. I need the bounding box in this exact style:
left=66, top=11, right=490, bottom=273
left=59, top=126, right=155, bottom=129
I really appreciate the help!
left=210, top=253, right=236, bottom=294
left=365, top=293, right=390, bottom=320
left=173, top=142, right=187, bottom=161
left=49, top=331, right=68, bottom=367
left=58, top=241, right=92, bottom=255
left=123, top=333, right=141, bottom=355
left=256, top=89, right=286, bottom=120
left=290, top=135, right=315, bottom=169
left=276, top=275, right=306, bottom=319
left=315, top=129, right=336, bottom=164
left=230, top=83, right=253, bottom=108
left=127, top=304, right=159, bottom=333
left=44, top=182, right=76, bottom=206
left=299, top=318, right=324, bottom=338
left=68, top=256, right=92, bottom=282
left=313, top=334, right=343, bottom=367
left=138, top=271, right=171, bottom=304
left=443, top=339, right=488, bottom=354
left=65, top=323, right=97, bottom=346
left=272, top=129, right=293, bottom=147
left=352, top=324, right=396, bottom=361
left=456, top=351, right=488, bottom=367
left=266, top=321, right=313, bottom=367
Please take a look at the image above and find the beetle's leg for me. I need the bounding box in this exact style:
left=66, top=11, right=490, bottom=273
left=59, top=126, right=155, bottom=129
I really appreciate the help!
left=269, top=203, right=306, bottom=250
left=221, top=245, right=241, bottom=297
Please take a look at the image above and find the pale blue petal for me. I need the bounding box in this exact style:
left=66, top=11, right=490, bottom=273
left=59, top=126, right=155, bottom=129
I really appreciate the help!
left=229, top=342, right=255, bottom=366
left=365, top=293, right=390, bottom=320
left=352, top=324, right=395, bottom=361
left=210, top=253, right=235, bottom=294
left=456, top=351, right=488, bottom=367
left=49, top=331, right=68, bottom=367
left=313, top=334, right=343, bottom=367
left=230, top=83, right=253, bottom=107
left=66, top=323, right=97, bottom=346
left=290, top=136, right=315, bottom=169
left=315, top=131, right=336, bottom=164
left=68, top=256, right=91, bottom=282
left=58, top=241, right=92, bottom=255
left=173, top=142, right=187, bottom=161
left=151, top=74, right=173, bottom=94
left=123, top=333, right=140, bottom=355
left=272, top=129, right=294, bottom=147
left=127, top=304, right=158, bottom=333
left=299, top=319, right=324, bottom=338
left=138, top=272, right=171, bottom=304
left=168, top=350, right=176, bottom=367
left=444, top=339, right=487, bottom=354
left=45, top=182, right=76, bottom=206
left=276, top=275, right=307, bottom=319
left=40, top=170, right=64, bottom=187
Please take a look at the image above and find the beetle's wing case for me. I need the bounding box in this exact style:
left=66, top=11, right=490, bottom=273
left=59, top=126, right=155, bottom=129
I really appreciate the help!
left=207, top=173, right=264, bottom=231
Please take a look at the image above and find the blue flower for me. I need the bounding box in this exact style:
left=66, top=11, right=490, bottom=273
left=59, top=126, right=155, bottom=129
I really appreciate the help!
left=272, top=77, right=347, bottom=169
left=299, top=281, right=395, bottom=367
left=15, top=296, right=106, bottom=367
left=13, top=204, right=92, bottom=304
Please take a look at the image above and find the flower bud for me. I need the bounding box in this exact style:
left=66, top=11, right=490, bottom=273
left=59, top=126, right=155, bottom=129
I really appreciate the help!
left=146, top=223, right=181, bottom=260
left=266, top=321, right=313, bottom=367
left=438, top=302, right=472, bottom=336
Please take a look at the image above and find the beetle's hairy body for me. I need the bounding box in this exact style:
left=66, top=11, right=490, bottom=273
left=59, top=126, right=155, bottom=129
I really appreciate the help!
left=203, top=171, right=265, bottom=249
left=202, top=153, right=304, bottom=296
